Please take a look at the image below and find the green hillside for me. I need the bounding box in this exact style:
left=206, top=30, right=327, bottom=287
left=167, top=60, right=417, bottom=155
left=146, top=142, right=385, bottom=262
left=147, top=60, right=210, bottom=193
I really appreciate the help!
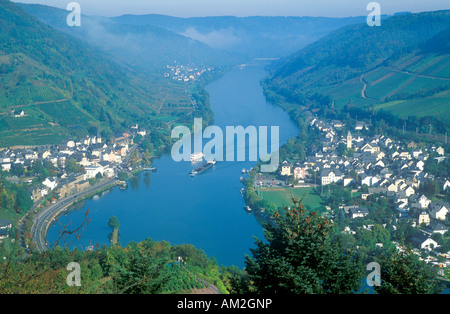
left=18, top=3, right=242, bottom=69
left=263, top=11, right=450, bottom=126
left=0, top=0, right=198, bottom=147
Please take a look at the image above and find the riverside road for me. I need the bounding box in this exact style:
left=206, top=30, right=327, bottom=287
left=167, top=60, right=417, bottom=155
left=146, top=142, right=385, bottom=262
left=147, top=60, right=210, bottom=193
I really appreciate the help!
left=31, top=178, right=118, bottom=253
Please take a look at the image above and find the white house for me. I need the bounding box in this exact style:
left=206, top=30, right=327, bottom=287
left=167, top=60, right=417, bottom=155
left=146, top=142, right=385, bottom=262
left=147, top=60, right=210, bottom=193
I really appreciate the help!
left=42, top=177, right=58, bottom=191
left=429, top=202, right=449, bottom=221
left=443, top=180, right=450, bottom=191
left=84, top=165, right=105, bottom=180
left=24, top=152, right=38, bottom=160
left=360, top=143, right=380, bottom=154
left=84, top=163, right=114, bottom=180
left=280, top=161, right=292, bottom=176
left=387, top=183, right=398, bottom=192
left=355, top=122, right=368, bottom=131
left=418, top=195, right=431, bottom=209
left=417, top=211, right=430, bottom=226
left=14, top=110, right=25, bottom=118
left=343, top=177, right=355, bottom=187
left=404, top=186, right=415, bottom=197
left=349, top=207, right=369, bottom=219
left=1, top=163, right=11, bottom=172
left=381, top=137, right=393, bottom=148
left=411, top=232, right=439, bottom=251
left=416, top=160, right=425, bottom=171
left=399, top=152, right=412, bottom=159
left=321, top=169, right=343, bottom=185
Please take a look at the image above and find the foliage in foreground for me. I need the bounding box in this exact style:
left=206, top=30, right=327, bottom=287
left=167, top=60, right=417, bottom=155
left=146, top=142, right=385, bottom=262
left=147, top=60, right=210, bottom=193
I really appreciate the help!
left=375, top=249, right=444, bottom=294
left=0, top=239, right=228, bottom=294
left=245, top=198, right=364, bottom=294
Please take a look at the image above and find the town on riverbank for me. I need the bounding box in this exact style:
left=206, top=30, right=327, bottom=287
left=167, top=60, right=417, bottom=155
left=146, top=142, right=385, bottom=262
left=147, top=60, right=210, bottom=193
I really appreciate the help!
left=0, top=123, right=155, bottom=253
left=242, top=110, right=450, bottom=282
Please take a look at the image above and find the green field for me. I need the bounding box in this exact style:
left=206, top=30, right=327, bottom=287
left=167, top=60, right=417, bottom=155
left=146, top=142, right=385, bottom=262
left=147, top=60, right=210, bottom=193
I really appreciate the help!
left=37, top=100, right=95, bottom=127
left=317, top=76, right=366, bottom=108
left=365, top=71, right=413, bottom=101
left=258, top=187, right=326, bottom=212
left=406, top=54, right=450, bottom=78
left=375, top=91, right=450, bottom=120
left=363, top=67, right=394, bottom=84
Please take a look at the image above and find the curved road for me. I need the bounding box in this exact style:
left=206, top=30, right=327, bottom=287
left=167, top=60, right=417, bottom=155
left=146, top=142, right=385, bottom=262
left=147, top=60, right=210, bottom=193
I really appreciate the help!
left=31, top=178, right=118, bottom=253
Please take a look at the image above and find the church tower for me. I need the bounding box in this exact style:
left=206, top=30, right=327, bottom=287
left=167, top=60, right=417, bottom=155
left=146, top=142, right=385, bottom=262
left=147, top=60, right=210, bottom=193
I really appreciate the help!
left=347, top=131, right=353, bottom=149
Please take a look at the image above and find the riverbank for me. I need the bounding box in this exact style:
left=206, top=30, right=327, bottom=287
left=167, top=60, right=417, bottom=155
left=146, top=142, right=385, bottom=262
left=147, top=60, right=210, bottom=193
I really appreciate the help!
left=30, top=65, right=229, bottom=254
left=31, top=178, right=120, bottom=252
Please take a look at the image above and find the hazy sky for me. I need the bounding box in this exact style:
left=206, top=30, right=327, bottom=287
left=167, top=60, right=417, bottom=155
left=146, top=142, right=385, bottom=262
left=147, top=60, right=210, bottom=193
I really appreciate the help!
left=13, top=0, right=450, bottom=17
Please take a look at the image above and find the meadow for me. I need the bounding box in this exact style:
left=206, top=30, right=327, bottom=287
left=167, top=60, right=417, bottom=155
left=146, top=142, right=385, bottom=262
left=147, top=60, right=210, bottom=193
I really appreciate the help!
left=258, top=186, right=326, bottom=212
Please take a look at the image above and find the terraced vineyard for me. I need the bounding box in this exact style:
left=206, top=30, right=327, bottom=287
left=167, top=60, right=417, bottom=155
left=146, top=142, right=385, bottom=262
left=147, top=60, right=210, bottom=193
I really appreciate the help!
left=0, top=115, right=67, bottom=147
left=265, top=11, right=450, bottom=129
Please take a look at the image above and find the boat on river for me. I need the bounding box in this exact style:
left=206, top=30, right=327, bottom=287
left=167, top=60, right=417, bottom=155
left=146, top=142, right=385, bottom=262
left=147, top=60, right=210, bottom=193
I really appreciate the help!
left=189, top=160, right=216, bottom=176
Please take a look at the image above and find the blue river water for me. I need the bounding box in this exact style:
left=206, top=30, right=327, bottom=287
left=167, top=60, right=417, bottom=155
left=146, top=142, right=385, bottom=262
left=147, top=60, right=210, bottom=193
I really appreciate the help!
left=47, top=63, right=300, bottom=268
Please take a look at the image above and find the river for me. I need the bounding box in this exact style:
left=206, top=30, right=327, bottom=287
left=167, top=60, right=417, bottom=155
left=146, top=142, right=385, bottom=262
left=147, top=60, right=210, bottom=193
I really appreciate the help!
left=47, top=62, right=300, bottom=268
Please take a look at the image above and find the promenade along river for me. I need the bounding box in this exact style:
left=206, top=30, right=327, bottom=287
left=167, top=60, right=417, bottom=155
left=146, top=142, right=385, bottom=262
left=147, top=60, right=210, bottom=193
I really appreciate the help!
left=47, top=62, right=300, bottom=268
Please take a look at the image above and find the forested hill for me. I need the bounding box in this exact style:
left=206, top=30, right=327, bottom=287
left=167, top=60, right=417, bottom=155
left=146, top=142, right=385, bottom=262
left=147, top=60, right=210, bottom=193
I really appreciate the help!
left=263, top=10, right=450, bottom=128
left=0, top=0, right=188, bottom=146
left=17, top=3, right=242, bottom=69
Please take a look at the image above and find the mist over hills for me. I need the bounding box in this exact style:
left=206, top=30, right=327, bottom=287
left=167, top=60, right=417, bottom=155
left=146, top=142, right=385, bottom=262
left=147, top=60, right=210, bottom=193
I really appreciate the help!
left=111, top=14, right=367, bottom=59
left=17, top=3, right=242, bottom=69
left=0, top=0, right=194, bottom=146
left=18, top=3, right=368, bottom=65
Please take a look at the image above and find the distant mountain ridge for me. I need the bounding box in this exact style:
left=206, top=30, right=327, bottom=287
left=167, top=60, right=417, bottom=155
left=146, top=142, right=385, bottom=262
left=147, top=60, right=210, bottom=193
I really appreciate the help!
left=18, top=3, right=369, bottom=63
left=263, top=10, right=450, bottom=125
left=17, top=3, right=242, bottom=69
left=0, top=0, right=190, bottom=147
left=111, top=14, right=367, bottom=59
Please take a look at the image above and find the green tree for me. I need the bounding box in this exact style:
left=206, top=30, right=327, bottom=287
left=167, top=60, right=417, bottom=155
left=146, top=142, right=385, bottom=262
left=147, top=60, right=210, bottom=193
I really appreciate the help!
left=245, top=199, right=363, bottom=294
left=375, top=250, right=444, bottom=294
left=142, top=148, right=152, bottom=166
left=117, top=172, right=128, bottom=181
left=10, top=164, right=25, bottom=177
left=108, top=216, right=120, bottom=229
left=111, top=240, right=170, bottom=294
left=65, top=159, right=83, bottom=174
left=130, top=150, right=140, bottom=169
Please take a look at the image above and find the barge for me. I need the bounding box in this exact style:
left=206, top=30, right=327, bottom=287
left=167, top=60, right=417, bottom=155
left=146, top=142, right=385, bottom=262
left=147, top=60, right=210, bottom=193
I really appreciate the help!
left=189, top=160, right=216, bottom=176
